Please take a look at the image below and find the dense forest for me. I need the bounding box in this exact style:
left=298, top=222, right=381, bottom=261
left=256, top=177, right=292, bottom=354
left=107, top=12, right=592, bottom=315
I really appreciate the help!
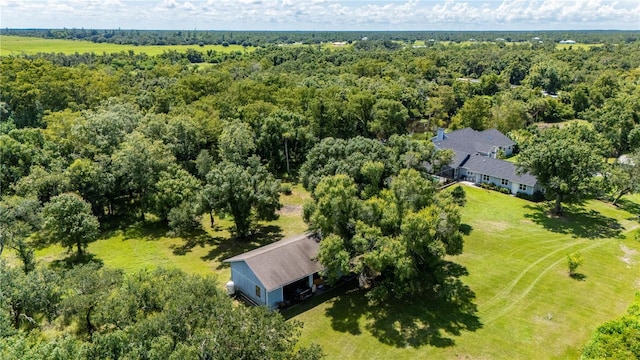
left=2, top=30, right=640, bottom=358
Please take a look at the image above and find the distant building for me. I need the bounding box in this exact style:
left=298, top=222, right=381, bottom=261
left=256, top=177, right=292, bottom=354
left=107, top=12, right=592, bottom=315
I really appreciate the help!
left=559, top=40, right=576, bottom=44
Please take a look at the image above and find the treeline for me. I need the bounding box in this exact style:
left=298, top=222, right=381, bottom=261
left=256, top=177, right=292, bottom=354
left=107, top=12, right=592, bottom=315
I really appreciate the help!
left=2, top=28, right=639, bottom=46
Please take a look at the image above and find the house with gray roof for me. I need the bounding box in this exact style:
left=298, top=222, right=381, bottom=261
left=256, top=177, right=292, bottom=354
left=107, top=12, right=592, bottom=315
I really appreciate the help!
left=433, top=128, right=540, bottom=195
left=224, top=233, right=322, bottom=309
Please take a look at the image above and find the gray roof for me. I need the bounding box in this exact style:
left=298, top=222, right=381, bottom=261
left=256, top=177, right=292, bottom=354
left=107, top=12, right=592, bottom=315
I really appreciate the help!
left=462, top=155, right=538, bottom=186
left=434, top=128, right=515, bottom=155
left=224, top=233, right=322, bottom=292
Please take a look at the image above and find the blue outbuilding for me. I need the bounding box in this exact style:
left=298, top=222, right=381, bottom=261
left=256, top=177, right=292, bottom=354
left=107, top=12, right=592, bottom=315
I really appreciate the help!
left=224, top=233, right=322, bottom=309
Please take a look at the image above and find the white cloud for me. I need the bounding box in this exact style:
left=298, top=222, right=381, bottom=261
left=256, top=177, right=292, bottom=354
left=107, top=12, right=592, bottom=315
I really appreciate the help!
left=1, top=0, right=638, bottom=30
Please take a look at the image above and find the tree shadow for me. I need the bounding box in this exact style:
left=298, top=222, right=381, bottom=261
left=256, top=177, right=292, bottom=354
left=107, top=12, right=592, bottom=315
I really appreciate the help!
left=569, top=272, right=587, bottom=281
left=170, top=227, right=220, bottom=256
left=524, top=203, right=624, bottom=239
left=324, top=262, right=482, bottom=348
left=459, top=223, right=473, bottom=236
left=615, top=198, right=640, bottom=218
left=201, top=224, right=284, bottom=268
left=50, top=252, right=104, bottom=270
left=281, top=278, right=358, bottom=321
left=120, top=221, right=167, bottom=241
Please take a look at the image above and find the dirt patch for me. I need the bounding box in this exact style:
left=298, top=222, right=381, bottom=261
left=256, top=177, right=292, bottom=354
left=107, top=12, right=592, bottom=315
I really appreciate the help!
left=620, top=244, right=638, bottom=266
left=278, top=204, right=302, bottom=215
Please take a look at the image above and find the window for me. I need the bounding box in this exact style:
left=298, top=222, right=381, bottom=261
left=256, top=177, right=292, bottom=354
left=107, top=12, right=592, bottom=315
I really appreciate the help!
left=255, top=285, right=261, bottom=298
left=519, top=183, right=527, bottom=191
left=482, top=174, right=490, bottom=182
left=501, top=179, right=509, bottom=186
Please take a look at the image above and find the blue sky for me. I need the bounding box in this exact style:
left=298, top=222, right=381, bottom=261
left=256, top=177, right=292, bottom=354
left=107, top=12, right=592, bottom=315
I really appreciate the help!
left=2, top=0, right=639, bottom=31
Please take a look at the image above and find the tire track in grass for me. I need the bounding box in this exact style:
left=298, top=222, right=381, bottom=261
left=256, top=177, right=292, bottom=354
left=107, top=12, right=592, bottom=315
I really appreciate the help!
left=480, top=237, right=588, bottom=312
left=483, top=239, right=609, bottom=325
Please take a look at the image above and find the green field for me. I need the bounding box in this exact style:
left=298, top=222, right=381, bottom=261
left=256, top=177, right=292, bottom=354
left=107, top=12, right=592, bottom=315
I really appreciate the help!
left=10, top=184, right=640, bottom=359
left=0, top=35, right=252, bottom=56
left=290, top=186, right=640, bottom=359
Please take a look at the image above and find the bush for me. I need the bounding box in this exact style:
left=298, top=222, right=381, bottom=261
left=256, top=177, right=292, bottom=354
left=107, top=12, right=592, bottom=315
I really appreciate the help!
left=516, top=190, right=545, bottom=202
left=279, top=183, right=293, bottom=195
left=451, top=185, right=467, bottom=206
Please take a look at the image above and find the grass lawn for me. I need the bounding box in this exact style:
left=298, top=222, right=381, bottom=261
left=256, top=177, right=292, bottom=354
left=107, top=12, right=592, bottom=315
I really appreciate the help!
left=290, top=185, right=640, bottom=359
left=16, top=183, right=310, bottom=286
left=0, top=35, right=252, bottom=56
left=11, top=183, right=640, bottom=359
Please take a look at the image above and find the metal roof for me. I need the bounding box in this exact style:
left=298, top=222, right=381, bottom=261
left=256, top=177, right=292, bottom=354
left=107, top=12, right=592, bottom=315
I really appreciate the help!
left=224, top=233, right=322, bottom=292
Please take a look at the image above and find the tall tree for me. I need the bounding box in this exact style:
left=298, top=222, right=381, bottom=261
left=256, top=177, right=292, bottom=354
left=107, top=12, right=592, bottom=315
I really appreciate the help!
left=0, top=196, right=40, bottom=272
left=450, top=96, right=492, bottom=131
left=605, top=152, right=640, bottom=206
left=517, top=124, right=605, bottom=215
left=111, top=132, right=175, bottom=219
left=41, top=193, right=100, bottom=256
left=203, top=158, right=280, bottom=238
left=310, top=170, right=464, bottom=300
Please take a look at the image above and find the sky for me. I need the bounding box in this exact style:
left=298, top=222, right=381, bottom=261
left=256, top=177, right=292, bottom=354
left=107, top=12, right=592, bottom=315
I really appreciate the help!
left=2, top=0, right=639, bottom=31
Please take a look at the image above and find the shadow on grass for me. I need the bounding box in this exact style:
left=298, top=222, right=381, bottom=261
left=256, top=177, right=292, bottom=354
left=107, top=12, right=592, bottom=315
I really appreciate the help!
left=50, top=252, right=104, bottom=270
left=281, top=279, right=358, bottom=321
left=570, top=272, right=587, bottom=281
left=201, top=224, right=284, bottom=268
left=524, top=203, right=624, bottom=239
left=170, top=227, right=221, bottom=256
left=323, top=262, right=482, bottom=348
left=459, top=223, right=473, bottom=236
left=615, top=198, right=640, bottom=217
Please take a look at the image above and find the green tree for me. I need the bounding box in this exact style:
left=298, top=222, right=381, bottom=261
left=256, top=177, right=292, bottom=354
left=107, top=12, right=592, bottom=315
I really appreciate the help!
left=450, top=96, right=492, bottom=131
left=203, top=158, right=280, bottom=238
left=0, top=262, right=61, bottom=329
left=111, top=132, right=175, bottom=219
left=310, top=170, right=464, bottom=301
left=517, top=124, right=605, bottom=215
left=65, top=158, right=114, bottom=218
left=567, top=252, right=583, bottom=276
left=369, top=98, right=409, bottom=140
left=582, top=292, right=640, bottom=359
left=60, top=264, right=123, bottom=335
left=299, top=136, right=390, bottom=192
left=606, top=152, right=640, bottom=206
left=41, top=193, right=99, bottom=256
left=0, top=196, right=40, bottom=272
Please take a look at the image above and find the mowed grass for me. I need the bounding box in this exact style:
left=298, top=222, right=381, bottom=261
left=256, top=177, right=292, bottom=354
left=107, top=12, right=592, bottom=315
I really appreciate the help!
left=291, top=185, right=640, bottom=359
left=14, top=183, right=640, bottom=358
left=0, top=35, right=252, bottom=56
left=23, top=183, right=309, bottom=286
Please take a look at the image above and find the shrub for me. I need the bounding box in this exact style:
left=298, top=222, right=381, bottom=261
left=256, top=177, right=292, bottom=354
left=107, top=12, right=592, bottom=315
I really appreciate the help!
left=279, top=183, right=293, bottom=195
left=567, top=252, right=583, bottom=275
left=451, top=185, right=467, bottom=206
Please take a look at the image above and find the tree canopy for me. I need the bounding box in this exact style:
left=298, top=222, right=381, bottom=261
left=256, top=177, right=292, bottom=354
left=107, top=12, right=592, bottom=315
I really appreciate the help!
left=517, top=124, right=606, bottom=215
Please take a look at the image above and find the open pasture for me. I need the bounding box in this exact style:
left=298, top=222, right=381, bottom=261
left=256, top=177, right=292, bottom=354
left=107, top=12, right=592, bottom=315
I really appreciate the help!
left=0, top=35, right=251, bottom=56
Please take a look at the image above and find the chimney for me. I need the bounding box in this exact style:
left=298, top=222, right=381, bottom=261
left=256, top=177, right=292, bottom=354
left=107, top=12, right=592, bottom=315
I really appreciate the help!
left=436, top=128, right=445, bottom=141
